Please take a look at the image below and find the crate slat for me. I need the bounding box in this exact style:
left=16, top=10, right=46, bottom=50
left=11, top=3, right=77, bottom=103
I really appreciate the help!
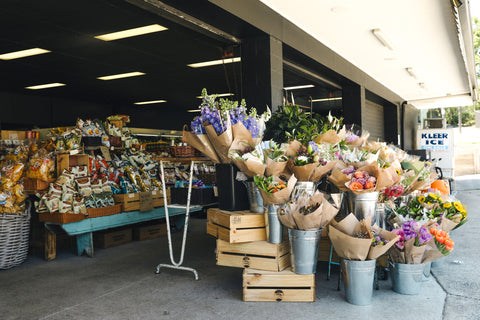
left=207, top=208, right=266, bottom=243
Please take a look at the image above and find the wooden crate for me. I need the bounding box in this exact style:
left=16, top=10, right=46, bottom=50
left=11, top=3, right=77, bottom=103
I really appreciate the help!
left=1, top=130, right=26, bottom=140
left=114, top=190, right=170, bottom=212
left=24, top=178, right=56, bottom=191
left=133, top=222, right=167, bottom=241
left=56, top=153, right=89, bottom=176
left=217, top=239, right=290, bottom=271
left=87, top=204, right=122, bottom=218
left=207, top=208, right=266, bottom=243
left=243, top=268, right=315, bottom=302
left=38, top=212, right=85, bottom=224
left=94, top=228, right=132, bottom=248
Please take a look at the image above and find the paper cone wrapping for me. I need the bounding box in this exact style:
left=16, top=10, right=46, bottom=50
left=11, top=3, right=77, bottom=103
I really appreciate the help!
left=404, top=238, right=426, bottom=264
left=278, top=209, right=298, bottom=229
left=265, top=157, right=288, bottom=177
left=182, top=129, right=220, bottom=163
left=310, top=160, right=338, bottom=181
left=319, top=196, right=341, bottom=228
left=330, top=213, right=359, bottom=235
left=314, top=130, right=341, bottom=145
left=367, top=227, right=400, bottom=260
left=329, top=225, right=372, bottom=261
left=285, top=140, right=302, bottom=157
left=289, top=192, right=339, bottom=230
left=389, top=246, right=406, bottom=264
left=421, top=238, right=447, bottom=263
left=328, top=167, right=351, bottom=192
left=291, top=162, right=318, bottom=181
left=205, top=125, right=233, bottom=163
left=230, top=122, right=254, bottom=151
left=232, top=158, right=266, bottom=178
left=259, top=175, right=297, bottom=206
left=439, top=218, right=458, bottom=232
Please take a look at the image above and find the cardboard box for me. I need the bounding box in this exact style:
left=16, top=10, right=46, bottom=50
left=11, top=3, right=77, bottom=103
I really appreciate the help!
left=133, top=223, right=167, bottom=241
left=56, top=154, right=89, bottom=176
left=114, top=189, right=171, bottom=212
left=94, top=228, right=132, bottom=248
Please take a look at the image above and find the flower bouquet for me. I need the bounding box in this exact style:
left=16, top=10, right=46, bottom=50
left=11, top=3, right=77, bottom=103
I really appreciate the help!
left=289, top=141, right=337, bottom=181
left=328, top=213, right=400, bottom=261
left=183, top=121, right=220, bottom=163
left=229, top=143, right=266, bottom=178
left=389, top=220, right=433, bottom=264
left=440, top=199, right=468, bottom=231
left=262, top=140, right=289, bottom=177
left=254, top=174, right=297, bottom=206
left=399, top=159, right=437, bottom=195
left=278, top=191, right=339, bottom=230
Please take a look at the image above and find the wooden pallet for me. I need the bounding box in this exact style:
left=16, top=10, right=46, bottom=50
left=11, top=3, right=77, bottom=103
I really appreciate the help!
left=217, top=239, right=290, bottom=271
left=243, top=268, right=315, bottom=302
left=207, top=208, right=266, bottom=243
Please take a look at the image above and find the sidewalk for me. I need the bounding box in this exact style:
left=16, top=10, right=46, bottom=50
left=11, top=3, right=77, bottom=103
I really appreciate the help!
left=0, top=178, right=478, bottom=320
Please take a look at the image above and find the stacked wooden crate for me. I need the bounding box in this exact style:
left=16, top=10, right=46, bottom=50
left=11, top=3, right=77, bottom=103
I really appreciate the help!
left=207, top=208, right=315, bottom=302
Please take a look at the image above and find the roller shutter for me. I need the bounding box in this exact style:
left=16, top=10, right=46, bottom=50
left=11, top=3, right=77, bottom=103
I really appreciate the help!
left=364, top=100, right=384, bottom=141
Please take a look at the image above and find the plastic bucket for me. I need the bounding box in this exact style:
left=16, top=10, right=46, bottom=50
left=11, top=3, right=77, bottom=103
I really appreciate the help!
left=244, top=181, right=264, bottom=214
left=390, top=262, right=426, bottom=295
left=344, top=191, right=379, bottom=224
left=288, top=228, right=322, bottom=274
left=342, top=259, right=376, bottom=306
left=266, top=205, right=283, bottom=244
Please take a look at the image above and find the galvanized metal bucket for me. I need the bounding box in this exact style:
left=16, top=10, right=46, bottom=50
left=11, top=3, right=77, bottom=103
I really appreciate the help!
left=341, top=259, right=376, bottom=306
left=422, top=261, right=432, bottom=281
left=390, top=262, right=426, bottom=295
left=288, top=228, right=322, bottom=274
left=343, top=191, right=379, bottom=224
left=266, top=205, right=283, bottom=244
left=289, top=181, right=317, bottom=201
left=243, top=181, right=264, bottom=214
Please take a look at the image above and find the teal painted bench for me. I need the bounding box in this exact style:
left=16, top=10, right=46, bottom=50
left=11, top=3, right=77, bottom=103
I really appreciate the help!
left=44, top=205, right=202, bottom=258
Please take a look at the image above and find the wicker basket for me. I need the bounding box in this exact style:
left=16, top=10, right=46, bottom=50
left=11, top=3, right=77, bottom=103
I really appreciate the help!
left=0, top=203, right=31, bottom=269
left=170, top=145, right=196, bottom=157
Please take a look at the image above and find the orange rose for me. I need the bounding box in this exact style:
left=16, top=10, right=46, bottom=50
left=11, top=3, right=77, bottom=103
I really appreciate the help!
left=349, top=181, right=364, bottom=191
left=364, top=181, right=375, bottom=189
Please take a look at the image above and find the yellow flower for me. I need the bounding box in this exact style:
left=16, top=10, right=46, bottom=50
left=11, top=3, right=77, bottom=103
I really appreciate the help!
left=429, top=193, right=438, bottom=200
left=418, top=196, right=425, bottom=203
left=443, top=203, right=452, bottom=209
left=396, top=169, right=402, bottom=175
left=461, top=210, right=467, bottom=218
left=439, top=197, right=444, bottom=202
left=453, top=201, right=463, bottom=212
left=427, top=202, right=433, bottom=205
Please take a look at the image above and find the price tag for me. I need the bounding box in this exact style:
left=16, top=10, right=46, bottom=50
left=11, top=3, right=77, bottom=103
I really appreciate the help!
left=139, top=191, right=154, bottom=212
left=100, top=146, right=112, bottom=162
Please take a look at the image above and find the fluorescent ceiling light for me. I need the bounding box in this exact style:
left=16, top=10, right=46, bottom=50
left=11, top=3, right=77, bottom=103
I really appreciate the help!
left=25, top=82, right=66, bottom=90
left=283, top=84, right=315, bottom=90
left=187, top=109, right=201, bottom=113
left=372, top=28, right=395, bottom=51
left=188, top=57, right=241, bottom=68
left=196, top=93, right=234, bottom=98
left=406, top=67, right=418, bottom=79
left=94, top=24, right=168, bottom=41
left=0, top=48, right=51, bottom=60
left=134, top=100, right=167, bottom=105
left=97, top=72, right=145, bottom=80
left=311, top=97, right=342, bottom=102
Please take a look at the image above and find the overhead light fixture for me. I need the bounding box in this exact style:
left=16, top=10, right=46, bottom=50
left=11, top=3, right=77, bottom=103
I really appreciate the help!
left=418, top=82, right=427, bottom=90
left=0, top=48, right=51, bottom=60
left=311, top=97, right=342, bottom=102
left=134, top=99, right=167, bottom=105
left=406, top=67, right=418, bottom=79
left=372, top=28, right=395, bottom=51
left=94, top=24, right=168, bottom=41
left=188, top=57, right=241, bottom=68
left=196, top=93, right=234, bottom=98
left=97, top=72, right=145, bottom=80
left=25, top=82, right=66, bottom=90
left=187, top=109, right=201, bottom=113
left=283, top=84, right=315, bottom=90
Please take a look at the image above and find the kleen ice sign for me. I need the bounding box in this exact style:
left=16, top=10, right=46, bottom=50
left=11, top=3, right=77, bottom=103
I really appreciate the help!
left=419, top=132, right=449, bottom=150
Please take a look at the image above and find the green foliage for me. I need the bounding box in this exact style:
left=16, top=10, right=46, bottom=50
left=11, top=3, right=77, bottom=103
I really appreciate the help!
left=444, top=106, right=476, bottom=126
left=263, top=105, right=343, bottom=144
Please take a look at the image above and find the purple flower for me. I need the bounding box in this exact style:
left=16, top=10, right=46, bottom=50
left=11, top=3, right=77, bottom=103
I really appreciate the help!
left=417, top=226, right=432, bottom=245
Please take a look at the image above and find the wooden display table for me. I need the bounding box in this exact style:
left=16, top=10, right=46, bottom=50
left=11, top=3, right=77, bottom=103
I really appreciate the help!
left=43, top=205, right=202, bottom=260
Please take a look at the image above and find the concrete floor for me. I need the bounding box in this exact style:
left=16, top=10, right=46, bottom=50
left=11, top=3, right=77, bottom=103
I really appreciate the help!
left=1, top=179, right=479, bottom=320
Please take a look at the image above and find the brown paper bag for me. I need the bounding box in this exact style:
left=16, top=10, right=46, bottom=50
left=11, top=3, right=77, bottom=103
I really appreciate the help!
left=259, top=175, right=297, bottom=205
left=285, top=140, right=302, bottom=157
left=265, top=157, right=288, bottom=177
left=319, top=197, right=341, bottom=228
left=329, top=225, right=371, bottom=261
left=278, top=209, right=298, bottom=229
left=328, top=168, right=351, bottom=192
left=421, top=238, right=446, bottom=263
left=291, top=162, right=318, bottom=181
left=310, top=160, right=338, bottom=182
left=230, top=122, right=254, bottom=151
left=291, top=193, right=325, bottom=230
left=205, top=124, right=233, bottom=163
left=389, top=246, right=406, bottom=264
left=330, top=213, right=359, bottom=235
left=182, top=127, right=220, bottom=163
left=439, top=218, right=458, bottom=232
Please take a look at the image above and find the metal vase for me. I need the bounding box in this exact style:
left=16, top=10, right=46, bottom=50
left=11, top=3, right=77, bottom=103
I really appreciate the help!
left=289, top=181, right=317, bottom=201
left=390, top=262, right=426, bottom=295
left=341, top=259, right=377, bottom=306
left=343, top=191, right=379, bottom=224
left=266, top=205, right=283, bottom=244
left=288, top=228, right=322, bottom=274
left=376, top=202, right=386, bottom=230
left=243, top=181, right=264, bottom=214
